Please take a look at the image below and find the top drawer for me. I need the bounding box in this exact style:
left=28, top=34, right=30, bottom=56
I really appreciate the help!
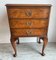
left=7, top=7, right=50, bottom=18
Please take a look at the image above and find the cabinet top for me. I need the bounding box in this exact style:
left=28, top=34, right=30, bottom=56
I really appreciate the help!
left=6, top=4, right=52, bottom=7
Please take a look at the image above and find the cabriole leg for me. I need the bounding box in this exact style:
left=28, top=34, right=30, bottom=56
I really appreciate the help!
left=41, top=36, right=48, bottom=56
left=38, top=37, right=41, bottom=44
left=10, top=37, right=17, bottom=57
left=17, top=38, right=19, bottom=44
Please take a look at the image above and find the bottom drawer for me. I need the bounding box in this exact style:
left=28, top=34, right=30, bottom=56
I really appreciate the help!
left=11, top=29, right=47, bottom=37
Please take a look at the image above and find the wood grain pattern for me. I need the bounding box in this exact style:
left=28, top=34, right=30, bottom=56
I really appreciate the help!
left=9, top=19, right=48, bottom=28
left=8, top=7, right=49, bottom=18
left=11, top=29, right=47, bottom=37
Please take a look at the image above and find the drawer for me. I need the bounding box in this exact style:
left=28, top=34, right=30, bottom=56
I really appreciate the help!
left=8, top=7, right=49, bottom=18
left=9, top=19, right=48, bottom=29
left=11, top=29, right=47, bottom=36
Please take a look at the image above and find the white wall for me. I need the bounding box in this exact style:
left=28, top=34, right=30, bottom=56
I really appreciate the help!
left=0, top=0, right=56, bottom=43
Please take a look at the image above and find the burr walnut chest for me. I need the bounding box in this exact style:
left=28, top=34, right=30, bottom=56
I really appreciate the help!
left=6, top=4, right=51, bottom=57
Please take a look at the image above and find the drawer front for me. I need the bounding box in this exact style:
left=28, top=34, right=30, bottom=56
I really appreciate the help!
left=11, top=29, right=47, bottom=36
left=8, top=7, right=49, bottom=18
left=9, top=19, right=48, bottom=28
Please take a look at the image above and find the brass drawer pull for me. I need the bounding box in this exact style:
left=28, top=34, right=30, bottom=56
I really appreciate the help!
left=25, top=10, right=32, bottom=17
left=26, top=22, right=32, bottom=26
left=26, top=30, right=32, bottom=34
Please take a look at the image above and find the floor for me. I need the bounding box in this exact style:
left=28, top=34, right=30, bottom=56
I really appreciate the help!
left=0, top=42, right=56, bottom=60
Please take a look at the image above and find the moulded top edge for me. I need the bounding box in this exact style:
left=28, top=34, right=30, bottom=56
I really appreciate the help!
left=5, top=4, right=52, bottom=7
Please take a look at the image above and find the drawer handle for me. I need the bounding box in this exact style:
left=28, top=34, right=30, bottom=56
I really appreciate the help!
left=26, top=22, right=32, bottom=26
left=27, top=30, right=32, bottom=34
left=25, top=10, right=32, bottom=17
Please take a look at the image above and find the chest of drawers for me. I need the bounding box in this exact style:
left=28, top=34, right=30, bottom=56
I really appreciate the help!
left=6, top=4, right=51, bottom=57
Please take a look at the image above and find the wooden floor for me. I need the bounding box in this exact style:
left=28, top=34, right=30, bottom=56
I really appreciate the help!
left=0, top=42, right=56, bottom=60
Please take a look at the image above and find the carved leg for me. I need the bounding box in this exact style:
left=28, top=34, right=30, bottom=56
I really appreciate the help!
left=41, top=36, right=48, bottom=56
left=17, top=38, right=19, bottom=44
left=10, top=37, right=17, bottom=57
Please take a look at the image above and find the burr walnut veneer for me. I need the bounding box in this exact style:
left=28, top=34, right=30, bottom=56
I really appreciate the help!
left=6, top=4, right=51, bottom=57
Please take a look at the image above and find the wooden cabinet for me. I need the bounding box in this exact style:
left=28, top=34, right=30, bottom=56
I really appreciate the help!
left=6, top=4, right=51, bottom=57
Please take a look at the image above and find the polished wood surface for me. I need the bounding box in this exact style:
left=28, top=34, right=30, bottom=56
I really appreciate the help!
left=9, top=19, right=48, bottom=28
left=6, top=4, right=51, bottom=57
left=11, top=29, right=47, bottom=37
left=6, top=4, right=51, bottom=7
left=8, top=7, right=49, bottom=18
